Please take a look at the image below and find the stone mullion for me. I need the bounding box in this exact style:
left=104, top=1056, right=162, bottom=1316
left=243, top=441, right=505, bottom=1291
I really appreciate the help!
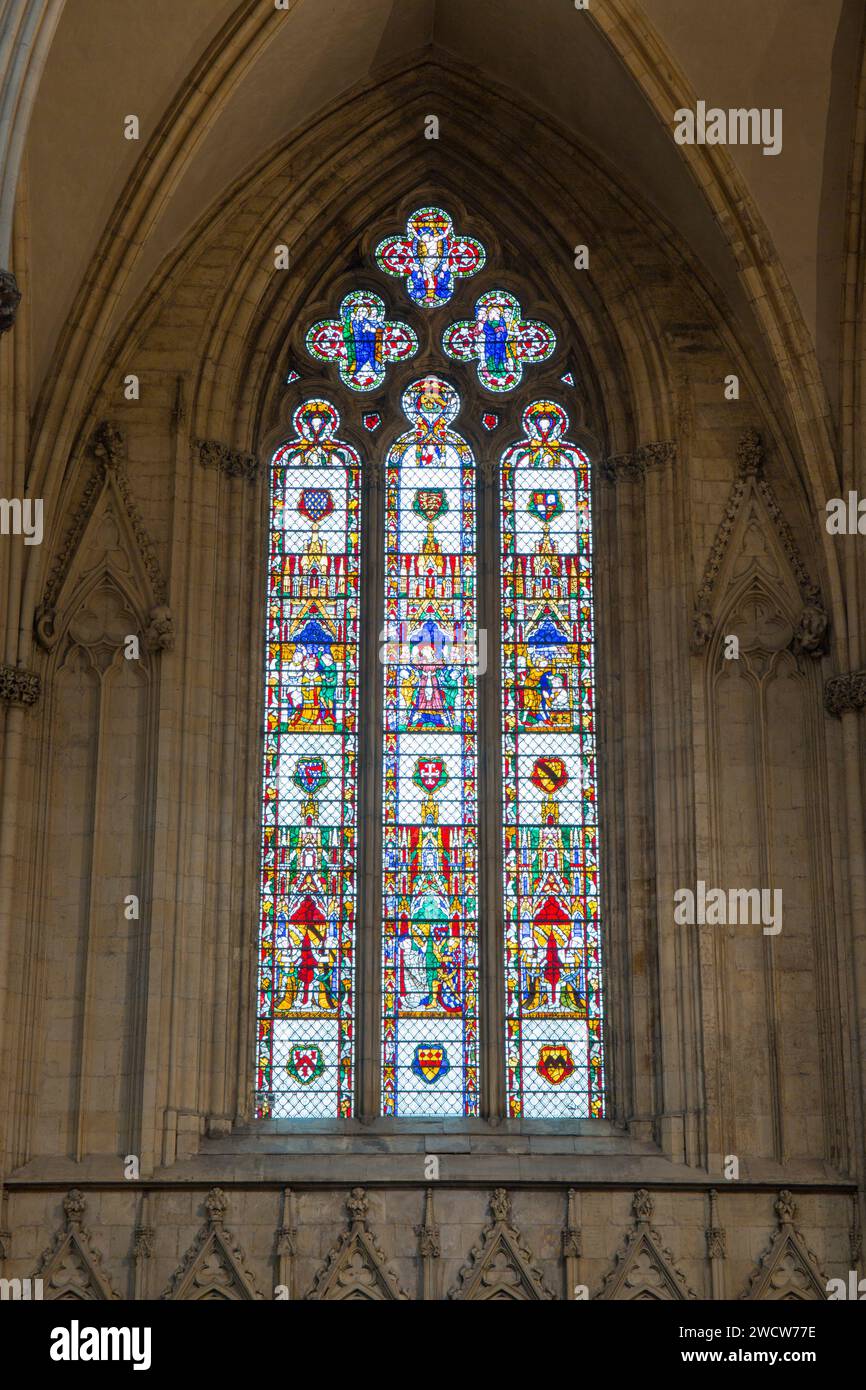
left=477, top=457, right=506, bottom=1121
left=356, top=456, right=384, bottom=1120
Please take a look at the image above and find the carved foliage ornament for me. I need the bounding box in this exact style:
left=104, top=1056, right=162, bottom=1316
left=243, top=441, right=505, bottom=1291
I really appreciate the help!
left=599, top=440, right=676, bottom=485
left=196, top=437, right=260, bottom=483
left=824, top=669, right=866, bottom=718
left=0, top=663, right=41, bottom=706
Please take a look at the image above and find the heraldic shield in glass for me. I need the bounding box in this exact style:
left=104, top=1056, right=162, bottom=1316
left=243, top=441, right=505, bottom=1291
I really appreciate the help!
left=381, top=376, right=479, bottom=1116
left=375, top=205, right=486, bottom=309
left=500, top=401, right=604, bottom=1118
left=256, top=400, right=361, bottom=1118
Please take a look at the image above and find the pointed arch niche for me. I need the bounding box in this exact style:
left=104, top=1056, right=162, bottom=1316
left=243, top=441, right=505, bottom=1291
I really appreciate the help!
left=244, top=178, right=677, bottom=1142
left=11, top=60, right=845, bottom=1199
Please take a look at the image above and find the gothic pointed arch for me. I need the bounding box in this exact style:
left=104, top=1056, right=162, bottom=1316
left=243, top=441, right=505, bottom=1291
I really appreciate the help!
left=448, top=1188, right=554, bottom=1301
left=34, top=420, right=172, bottom=656
left=596, top=1190, right=697, bottom=1301
left=307, top=1188, right=409, bottom=1301
left=161, top=1189, right=264, bottom=1301
left=35, top=1190, right=120, bottom=1301
left=740, top=1191, right=828, bottom=1301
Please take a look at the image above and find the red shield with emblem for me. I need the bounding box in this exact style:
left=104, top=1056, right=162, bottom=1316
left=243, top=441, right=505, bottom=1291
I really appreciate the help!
left=529, top=757, right=569, bottom=796
left=536, top=1044, right=575, bottom=1086
left=286, top=1045, right=325, bottom=1086
left=413, top=757, right=447, bottom=794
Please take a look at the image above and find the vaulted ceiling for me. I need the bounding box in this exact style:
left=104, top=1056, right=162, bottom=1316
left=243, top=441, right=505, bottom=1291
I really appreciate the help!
left=19, top=0, right=863, bottom=424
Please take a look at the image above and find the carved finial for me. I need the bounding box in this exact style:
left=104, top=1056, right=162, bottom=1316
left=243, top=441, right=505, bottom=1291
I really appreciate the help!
left=490, top=1188, right=512, bottom=1224
left=205, top=1187, right=228, bottom=1226
left=706, top=1189, right=726, bottom=1259
left=793, top=602, right=829, bottom=658
left=775, top=1189, right=797, bottom=1226
left=0, top=269, right=21, bottom=334
left=736, top=427, right=763, bottom=477
left=562, top=1188, right=582, bottom=1258
left=64, top=1189, right=87, bottom=1228
left=90, top=421, right=125, bottom=471
left=276, top=1187, right=296, bottom=1257
left=145, top=604, right=174, bottom=652
left=690, top=609, right=714, bottom=654
left=416, top=1188, right=441, bottom=1259
left=632, top=1188, right=654, bottom=1222
left=346, top=1186, right=368, bottom=1227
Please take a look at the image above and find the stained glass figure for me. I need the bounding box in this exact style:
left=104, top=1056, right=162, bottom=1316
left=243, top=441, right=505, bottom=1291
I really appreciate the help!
left=482, top=413, right=499, bottom=431
left=381, top=376, right=479, bottom=1116
left=560, top=371, right=575, bottom=386
left=500, top=400, right=603, bottom=1118
left=375, top=206, right=486, bottom=309
left=442, top=290, right=556, bottom=393
left=286, top=369, right=301, bottom=384
left=363, top=413, right=382, bottom=431
left=306, top=289, right=418, bottom=392
left=256, top=399, right=361, bottom=1119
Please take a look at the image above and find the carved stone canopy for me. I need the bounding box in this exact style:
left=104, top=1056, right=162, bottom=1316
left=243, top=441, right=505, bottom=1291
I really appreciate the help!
left=161, top=1187, right=263, bottom=1300
left=739, top=1190, right=828, bottom=1301
left=307, top=1187, right=410, bottom=1301
left=35, top=1190, right=119, bottom=1301
left=35, top=422, right=172, bottom=654
left=691, top=428, right=828, bottom=660
left=448, top=1188, right=555, bottom=1301
left=596, top=1189, right=697, bottom=1301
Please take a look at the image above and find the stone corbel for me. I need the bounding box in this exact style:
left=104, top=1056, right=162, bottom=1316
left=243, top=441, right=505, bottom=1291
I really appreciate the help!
left=824, top=669, right=866, bottom=718
left=0, top=662, right=41, bottom=706
left=0, top=269, right=21, bottom=334
left=599, top=440, right=676, bottom=485
left=195, top=437, right=260, bottom=482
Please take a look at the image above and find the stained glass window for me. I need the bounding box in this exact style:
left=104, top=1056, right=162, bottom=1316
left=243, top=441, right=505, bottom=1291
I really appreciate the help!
left=260, top=207, right=607, bottom=1125
left=256, top=400, right=361, bottom=1119
left=375, top=206, right=485, bottom=308
left=381, top=376, right=479, bottom=1116
left=306, top=289, right=418, bottom=391
left=500, top=401, right=604, bottom=1118
left=442, top=290, right=556, bottom=392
